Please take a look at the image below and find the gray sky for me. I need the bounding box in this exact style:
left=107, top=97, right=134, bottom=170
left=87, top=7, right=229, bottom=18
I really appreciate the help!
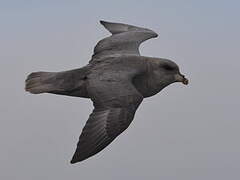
left=1, top=1, right=240, bottom=179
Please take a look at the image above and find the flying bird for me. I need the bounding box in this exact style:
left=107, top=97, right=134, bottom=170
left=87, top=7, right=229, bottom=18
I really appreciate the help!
left=25, top=20, right=189, bottom=163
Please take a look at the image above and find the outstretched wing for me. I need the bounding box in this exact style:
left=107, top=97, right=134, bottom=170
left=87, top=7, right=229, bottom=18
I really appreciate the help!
left=71, top=77, right=143, bottom=163
left=90, top=20, right=158, bottom=62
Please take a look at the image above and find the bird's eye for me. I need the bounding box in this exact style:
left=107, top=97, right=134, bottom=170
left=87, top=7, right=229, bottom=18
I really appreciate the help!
left=163, top=64, right=175, bottom=71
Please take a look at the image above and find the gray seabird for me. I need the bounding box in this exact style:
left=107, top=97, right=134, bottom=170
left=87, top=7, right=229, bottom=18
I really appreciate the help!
left=25, top=20, right=189, bottom=163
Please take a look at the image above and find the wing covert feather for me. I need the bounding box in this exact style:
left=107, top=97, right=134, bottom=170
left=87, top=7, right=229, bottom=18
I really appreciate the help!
left=90, top=20, right=158, bottom=62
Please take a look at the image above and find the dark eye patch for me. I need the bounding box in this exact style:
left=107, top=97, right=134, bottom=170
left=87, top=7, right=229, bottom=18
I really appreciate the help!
left=162, top=64, right=175, bottom=71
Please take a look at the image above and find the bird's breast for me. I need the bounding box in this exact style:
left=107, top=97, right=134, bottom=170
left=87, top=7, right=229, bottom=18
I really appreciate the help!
left=132, top=73, right=165, bottom=98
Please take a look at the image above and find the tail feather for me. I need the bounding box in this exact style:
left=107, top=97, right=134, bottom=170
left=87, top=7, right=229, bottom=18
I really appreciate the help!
left=25, top=72, right=57, bottom=94
left=25, top=67, right=89, bottom=97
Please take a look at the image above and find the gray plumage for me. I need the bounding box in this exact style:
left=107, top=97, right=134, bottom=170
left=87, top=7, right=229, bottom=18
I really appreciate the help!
left=25, top=20, right=188, bottom=164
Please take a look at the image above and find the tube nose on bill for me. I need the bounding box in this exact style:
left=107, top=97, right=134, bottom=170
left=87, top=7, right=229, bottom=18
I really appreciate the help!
left=175, top=74, right=189, bottom=85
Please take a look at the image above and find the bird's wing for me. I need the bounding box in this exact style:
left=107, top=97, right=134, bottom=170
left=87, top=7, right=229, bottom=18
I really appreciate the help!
left=90, top=20, right=158, bottom=62
left=71, top=78, right=143, bottom=163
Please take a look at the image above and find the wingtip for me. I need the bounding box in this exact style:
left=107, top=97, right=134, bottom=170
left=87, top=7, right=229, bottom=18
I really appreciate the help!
left=153, top=32, right=158, bottom=38
left=70, top=157, right=87, bottom=164
left=70, top=152, right=87, bottom=164
left=70, top=156, right=80, bottom=164
left=99, top=20, right=107, bottom=25
left=148, top=29, right=158, bottom=38
left=70, top=154, right=79, bottom=164
left=70, top=159, right=77, bottom=164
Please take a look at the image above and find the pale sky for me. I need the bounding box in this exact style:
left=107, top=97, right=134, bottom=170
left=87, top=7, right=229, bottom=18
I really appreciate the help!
left=1, top=1, right=240, bottom=179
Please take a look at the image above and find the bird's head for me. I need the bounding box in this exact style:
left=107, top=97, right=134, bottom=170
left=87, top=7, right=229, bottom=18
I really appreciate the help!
left=150, top=58, right=189, bottom=87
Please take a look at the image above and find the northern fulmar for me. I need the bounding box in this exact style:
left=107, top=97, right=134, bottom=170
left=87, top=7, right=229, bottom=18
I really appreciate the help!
left=25, top=20, right=189, bottom=163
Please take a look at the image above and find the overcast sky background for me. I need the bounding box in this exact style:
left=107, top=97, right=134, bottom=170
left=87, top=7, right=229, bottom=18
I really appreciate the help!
left=1, top=0, right=240, bottom=179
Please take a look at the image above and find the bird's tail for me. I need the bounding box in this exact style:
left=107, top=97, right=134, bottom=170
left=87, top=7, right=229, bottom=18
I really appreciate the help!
left=25, top=71, right=58, bottom=94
